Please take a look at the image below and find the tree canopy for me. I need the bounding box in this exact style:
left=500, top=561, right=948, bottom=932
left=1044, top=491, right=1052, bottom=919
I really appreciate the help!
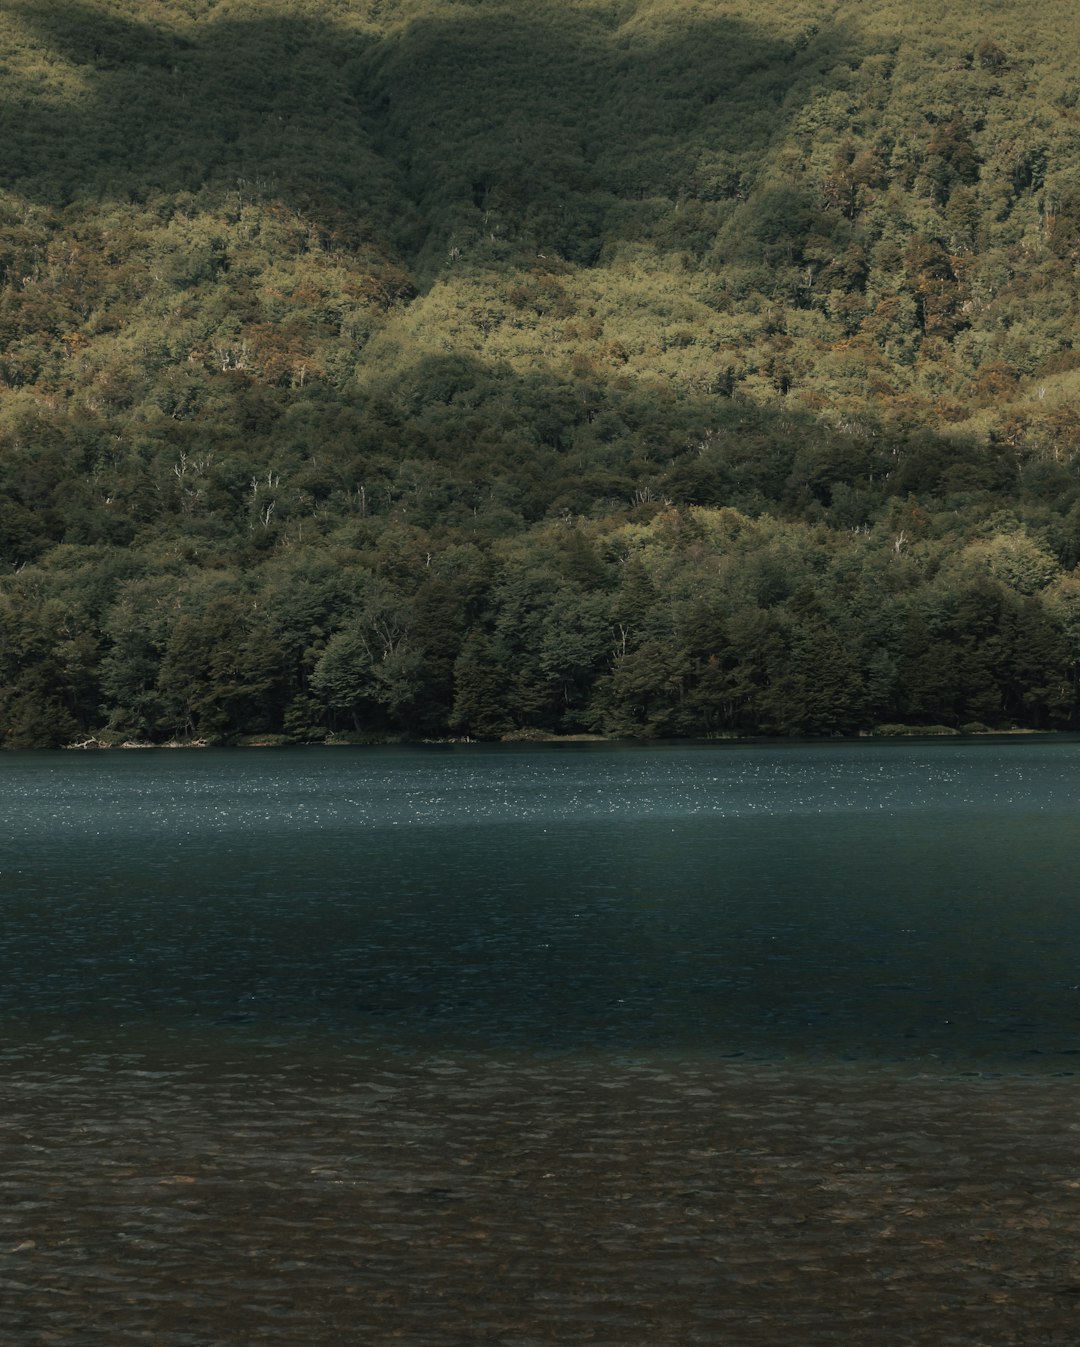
left=4, top=0, right=1080, bottom=745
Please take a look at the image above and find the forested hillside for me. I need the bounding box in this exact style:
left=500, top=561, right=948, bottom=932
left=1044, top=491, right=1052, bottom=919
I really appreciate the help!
left=4, top=0, right=1080, bottom=745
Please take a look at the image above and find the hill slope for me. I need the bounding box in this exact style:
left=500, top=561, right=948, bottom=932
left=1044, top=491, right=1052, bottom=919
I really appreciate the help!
left=3, top=0, right=1080, bottom=744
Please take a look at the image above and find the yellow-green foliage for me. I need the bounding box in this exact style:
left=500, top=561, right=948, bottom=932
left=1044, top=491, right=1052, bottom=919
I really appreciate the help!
left=5, top=0, right=1080, bottom=742
left=5, top=0, right=1080, bottom=421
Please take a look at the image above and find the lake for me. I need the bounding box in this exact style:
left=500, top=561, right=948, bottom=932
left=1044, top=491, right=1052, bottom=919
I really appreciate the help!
left=3, top=740, right=1080, bottom=1343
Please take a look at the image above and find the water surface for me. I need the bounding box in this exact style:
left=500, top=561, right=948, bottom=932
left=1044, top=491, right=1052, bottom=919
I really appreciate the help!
left=5, top=739, right=1080, bottom=1065
left=3, top=740, right=1080, bottom=1344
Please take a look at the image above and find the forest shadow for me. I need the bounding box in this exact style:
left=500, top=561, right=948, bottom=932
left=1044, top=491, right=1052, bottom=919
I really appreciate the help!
left=353, top=347, right=1016, bottom=534
left=3, top=1, right=863, bottom=270
left=2, top=2, right=394, bottom=237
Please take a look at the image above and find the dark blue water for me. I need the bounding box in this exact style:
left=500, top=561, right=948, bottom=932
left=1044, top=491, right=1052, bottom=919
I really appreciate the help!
left=6, top=741, right=1080, bottom=1346
left=3, top=739, right=1080, bottom=1068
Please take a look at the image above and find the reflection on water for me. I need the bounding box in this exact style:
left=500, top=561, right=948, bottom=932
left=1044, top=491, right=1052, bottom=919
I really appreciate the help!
left=3, top=741, right=1080, bottom=1343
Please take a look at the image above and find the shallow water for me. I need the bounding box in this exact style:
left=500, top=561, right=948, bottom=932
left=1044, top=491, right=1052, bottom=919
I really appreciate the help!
left=3, top=740, right=1080, bottom=1343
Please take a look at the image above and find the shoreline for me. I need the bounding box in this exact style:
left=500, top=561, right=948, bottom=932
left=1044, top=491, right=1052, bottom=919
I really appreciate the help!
left=55, top=726, right=1057, bottom=751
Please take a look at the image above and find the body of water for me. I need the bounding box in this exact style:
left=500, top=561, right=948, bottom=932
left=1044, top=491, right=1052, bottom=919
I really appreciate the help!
left=3, top=740, right=1080, bottom=1344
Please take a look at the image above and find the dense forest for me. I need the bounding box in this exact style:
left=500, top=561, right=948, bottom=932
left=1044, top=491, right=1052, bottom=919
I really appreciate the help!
left=4, top=0, right=1080, bottom=746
